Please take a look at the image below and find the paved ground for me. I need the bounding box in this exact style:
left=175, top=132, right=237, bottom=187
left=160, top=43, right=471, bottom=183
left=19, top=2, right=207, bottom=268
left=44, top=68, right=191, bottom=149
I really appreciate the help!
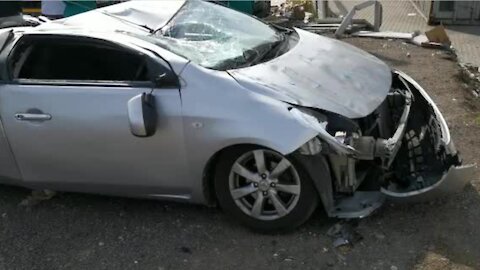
left=329, top=0, right=480, bottom=66
left=446, top=26, right=480, bottom=66
left=0, top=37, right=479, bottom=269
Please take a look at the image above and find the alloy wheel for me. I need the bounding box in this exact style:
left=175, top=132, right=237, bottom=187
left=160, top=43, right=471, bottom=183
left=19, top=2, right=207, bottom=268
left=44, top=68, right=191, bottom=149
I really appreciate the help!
left=228, top=149, right=301, bottom=221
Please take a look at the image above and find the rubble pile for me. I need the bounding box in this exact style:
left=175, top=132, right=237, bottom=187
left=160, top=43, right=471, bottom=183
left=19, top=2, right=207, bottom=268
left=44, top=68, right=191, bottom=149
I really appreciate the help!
left=459, top=63, right=480, bottom=98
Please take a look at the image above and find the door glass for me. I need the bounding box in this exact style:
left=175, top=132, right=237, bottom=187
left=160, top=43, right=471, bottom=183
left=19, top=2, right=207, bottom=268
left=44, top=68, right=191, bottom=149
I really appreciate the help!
left=10, top=38, right=149, bottom=82
left=439, top=1, right=454, bottom=12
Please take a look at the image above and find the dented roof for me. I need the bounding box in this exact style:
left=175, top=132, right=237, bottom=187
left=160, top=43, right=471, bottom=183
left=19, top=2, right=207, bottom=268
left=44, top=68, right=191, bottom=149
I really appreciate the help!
left=52, top=0, right=186, bottom=33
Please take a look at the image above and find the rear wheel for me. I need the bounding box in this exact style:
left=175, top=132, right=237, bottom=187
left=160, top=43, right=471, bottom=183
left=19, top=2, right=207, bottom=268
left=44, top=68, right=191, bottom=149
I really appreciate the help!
left=214, top=146, right=318, bottom=231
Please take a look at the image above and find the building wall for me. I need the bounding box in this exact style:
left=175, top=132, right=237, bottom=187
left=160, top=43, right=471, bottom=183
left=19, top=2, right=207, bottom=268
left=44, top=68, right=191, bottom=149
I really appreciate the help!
left=411, top=0, right=480, bottom=25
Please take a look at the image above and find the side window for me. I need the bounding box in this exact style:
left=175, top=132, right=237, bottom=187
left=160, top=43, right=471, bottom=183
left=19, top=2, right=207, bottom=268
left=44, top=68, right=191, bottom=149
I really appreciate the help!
left=9, top=37, right=152, bottom=83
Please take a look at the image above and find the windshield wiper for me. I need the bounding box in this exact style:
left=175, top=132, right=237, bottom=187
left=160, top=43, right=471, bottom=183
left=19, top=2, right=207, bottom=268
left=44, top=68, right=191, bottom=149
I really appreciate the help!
left=270, top=24, right=294, bottom=35
left=246, top=34, right=287, bottom=66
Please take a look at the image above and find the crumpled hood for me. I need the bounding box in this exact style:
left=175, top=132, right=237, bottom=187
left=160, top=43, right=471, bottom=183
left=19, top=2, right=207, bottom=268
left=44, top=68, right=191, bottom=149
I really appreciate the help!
left=228, top=28, right=392, bottom=119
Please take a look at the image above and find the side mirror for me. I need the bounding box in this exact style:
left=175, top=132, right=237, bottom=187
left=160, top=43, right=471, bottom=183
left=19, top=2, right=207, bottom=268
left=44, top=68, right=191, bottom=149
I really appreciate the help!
left=127, top=93, right=157, bottom=137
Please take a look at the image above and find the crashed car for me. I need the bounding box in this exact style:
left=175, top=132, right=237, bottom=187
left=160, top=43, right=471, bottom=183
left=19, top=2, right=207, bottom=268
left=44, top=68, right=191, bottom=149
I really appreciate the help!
left=0, top=0, right=474, bottom=231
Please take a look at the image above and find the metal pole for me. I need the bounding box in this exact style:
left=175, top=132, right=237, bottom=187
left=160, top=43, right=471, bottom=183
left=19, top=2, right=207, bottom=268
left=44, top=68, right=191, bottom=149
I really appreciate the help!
left=316, top=0, right=328, bottom=19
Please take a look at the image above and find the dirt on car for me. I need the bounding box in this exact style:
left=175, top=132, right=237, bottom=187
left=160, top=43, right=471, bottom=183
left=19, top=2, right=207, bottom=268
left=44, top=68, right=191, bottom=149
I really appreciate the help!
left=0, top=37, right=478, bottom=270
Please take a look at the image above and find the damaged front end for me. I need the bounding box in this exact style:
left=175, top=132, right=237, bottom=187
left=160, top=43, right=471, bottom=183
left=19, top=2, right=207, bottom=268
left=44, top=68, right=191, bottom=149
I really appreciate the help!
left=292, top=70, right=475, bottom=219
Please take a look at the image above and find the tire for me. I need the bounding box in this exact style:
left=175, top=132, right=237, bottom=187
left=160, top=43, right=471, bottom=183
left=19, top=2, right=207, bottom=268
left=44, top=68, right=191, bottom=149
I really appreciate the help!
left=214, top=146, right=319, bottom=232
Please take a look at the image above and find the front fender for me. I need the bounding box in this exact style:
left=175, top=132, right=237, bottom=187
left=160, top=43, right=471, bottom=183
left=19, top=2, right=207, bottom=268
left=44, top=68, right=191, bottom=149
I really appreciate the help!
left=179, top=64, right=321, bottom=203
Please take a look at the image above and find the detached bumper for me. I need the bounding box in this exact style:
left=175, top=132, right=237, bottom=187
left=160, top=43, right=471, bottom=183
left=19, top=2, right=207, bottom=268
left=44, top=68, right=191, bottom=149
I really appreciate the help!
left=381, top=164, right=476, bottom=203
left=378, top=71, right=476, bottom=202
left=301, top=70, right=475, bottom=218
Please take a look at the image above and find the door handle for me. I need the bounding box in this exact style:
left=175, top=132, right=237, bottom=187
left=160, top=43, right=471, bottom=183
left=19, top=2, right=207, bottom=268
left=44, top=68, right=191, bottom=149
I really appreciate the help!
left=15, top=113, right=52, bottom=121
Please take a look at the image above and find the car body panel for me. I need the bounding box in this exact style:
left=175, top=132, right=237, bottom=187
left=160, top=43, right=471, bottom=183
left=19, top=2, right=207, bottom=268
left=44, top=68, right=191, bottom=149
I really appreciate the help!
left=0, top=32, right=193, bottom=198
left=0, top=117, right=21, bottom=182
left=178, top=64, right=320, bottom=203
left=57, top=0, right=185, bottom=33
left=381, top=164, right=475, bottom=202
left=377, top=70, right=475, bottom=202
left=0, top=83, right=192, bottom=197
left=229, top=28, right=392, bottom=119
left=394, top=70, right=452, bottom=148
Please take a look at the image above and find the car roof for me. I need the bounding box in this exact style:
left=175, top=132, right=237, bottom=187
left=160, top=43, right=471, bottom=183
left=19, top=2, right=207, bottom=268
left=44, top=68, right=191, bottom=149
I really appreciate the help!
left=5, top=1, right=190, bottom=73
left=8, top=25, right=190, bottom=75
left=35, top=0, right=186, bottom=35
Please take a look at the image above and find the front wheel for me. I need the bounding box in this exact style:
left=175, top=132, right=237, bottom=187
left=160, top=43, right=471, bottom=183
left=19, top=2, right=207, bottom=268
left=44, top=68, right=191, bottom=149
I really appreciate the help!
left=214, top=146, right=318, bottom=232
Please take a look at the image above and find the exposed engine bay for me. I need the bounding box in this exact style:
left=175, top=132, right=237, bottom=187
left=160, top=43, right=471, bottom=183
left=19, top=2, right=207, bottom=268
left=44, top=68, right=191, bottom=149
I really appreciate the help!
left=293, top=70, right=474, bottom=218
left=326, top=71, right=460, bottom=195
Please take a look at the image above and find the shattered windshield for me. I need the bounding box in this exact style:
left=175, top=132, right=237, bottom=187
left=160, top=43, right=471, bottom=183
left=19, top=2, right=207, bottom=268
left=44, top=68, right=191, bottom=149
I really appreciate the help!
left=153, top=0, right=283, bottom=70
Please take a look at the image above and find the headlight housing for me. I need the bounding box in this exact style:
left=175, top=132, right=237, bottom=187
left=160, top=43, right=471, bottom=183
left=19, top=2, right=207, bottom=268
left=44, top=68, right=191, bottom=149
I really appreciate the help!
left=298, top=137, right=323, bottom=155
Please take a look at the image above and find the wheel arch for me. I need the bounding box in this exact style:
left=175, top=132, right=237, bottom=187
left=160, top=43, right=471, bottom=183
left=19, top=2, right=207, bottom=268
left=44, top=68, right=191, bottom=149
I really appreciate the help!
left=201, top=143, right=335, bottom=216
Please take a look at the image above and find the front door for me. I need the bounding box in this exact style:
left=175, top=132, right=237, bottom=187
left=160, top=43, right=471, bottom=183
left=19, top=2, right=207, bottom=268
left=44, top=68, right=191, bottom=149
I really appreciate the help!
left=0, top=34, right=190, bottom=197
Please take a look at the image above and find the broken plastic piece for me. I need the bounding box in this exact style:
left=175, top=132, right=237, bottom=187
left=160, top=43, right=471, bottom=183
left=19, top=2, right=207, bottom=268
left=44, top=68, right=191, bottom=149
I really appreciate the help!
left=327, top=220, right=363, bottom=249
left=19, top=189, right=56, bottom=207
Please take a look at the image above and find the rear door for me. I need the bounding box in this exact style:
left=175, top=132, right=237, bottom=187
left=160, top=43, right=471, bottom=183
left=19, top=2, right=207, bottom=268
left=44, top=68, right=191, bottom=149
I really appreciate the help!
left=0, top=34, right=190, bottom=197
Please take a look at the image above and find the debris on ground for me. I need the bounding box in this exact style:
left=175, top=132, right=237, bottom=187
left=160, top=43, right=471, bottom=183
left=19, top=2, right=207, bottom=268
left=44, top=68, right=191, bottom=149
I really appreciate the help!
left=411, top=26, right=453, bottom=52
left=326, top=220, right=363, bottom=251
left=269, top=0, right=379, bottom=35
left=352, top=31, right=418, bottom=40
left=18, top=189, right=56, bottom=207
left=269, top=0, right=316, bottom=23
left=373, top=231, right=386, bottom=240
left=411, top=34, right=451, bottom=49
left=295, top=19, right=373, bottom=35
left=272, top=248, right=295, bottom=262
left=180, top=246, right=192, bottom=254
left=270, top=0, right=457, bottom=65
left=458, top=63, right=480, bottom=98
left=425, top=25, right=451, bottom=45
left=350, top=26, right=455, bottom=56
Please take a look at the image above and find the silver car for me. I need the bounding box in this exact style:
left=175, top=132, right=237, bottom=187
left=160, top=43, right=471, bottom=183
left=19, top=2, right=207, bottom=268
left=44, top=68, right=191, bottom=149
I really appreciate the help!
left=0, top=0, right=474, bottom=231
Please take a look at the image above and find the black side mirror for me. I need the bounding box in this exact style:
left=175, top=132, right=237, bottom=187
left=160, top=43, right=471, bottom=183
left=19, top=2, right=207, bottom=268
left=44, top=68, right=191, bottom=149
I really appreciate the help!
left=153, top=72, right=167, bottom=87
left=127, top=93, right=157, bottom=137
